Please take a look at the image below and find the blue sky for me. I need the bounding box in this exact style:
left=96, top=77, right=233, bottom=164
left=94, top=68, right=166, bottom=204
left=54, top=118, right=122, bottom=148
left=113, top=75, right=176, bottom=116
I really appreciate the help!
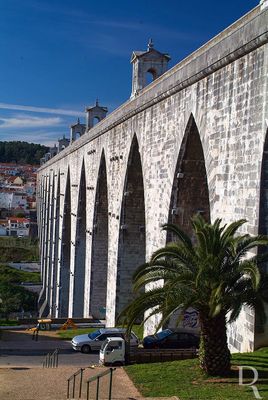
left=0, top=0, right=258, bottom=146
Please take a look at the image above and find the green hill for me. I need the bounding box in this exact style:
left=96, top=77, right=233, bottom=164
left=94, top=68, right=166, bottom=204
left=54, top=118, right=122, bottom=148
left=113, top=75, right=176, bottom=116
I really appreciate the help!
left=0, top=141, right=48, bottom=164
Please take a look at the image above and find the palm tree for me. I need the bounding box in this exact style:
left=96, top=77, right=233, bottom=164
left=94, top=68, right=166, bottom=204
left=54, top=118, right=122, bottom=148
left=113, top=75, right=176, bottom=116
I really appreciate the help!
left=119, top=215, right=268, bottom=376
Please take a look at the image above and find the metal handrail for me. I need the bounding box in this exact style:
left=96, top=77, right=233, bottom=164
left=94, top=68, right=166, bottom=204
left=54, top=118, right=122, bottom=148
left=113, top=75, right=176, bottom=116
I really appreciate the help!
left=42, top=348, right=59, bottom=368
left=67, top=368, right=85, bottom=399
left=86, top=368, right=116, bottom=400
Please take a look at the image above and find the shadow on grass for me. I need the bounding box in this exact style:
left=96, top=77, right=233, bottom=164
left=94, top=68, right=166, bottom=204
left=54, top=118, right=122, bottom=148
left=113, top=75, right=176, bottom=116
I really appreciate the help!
left=234, top=355, right=268, bottom=361
left=202, top=366, right=268, bottom=388
left=259, top=388, right=268, bottom=393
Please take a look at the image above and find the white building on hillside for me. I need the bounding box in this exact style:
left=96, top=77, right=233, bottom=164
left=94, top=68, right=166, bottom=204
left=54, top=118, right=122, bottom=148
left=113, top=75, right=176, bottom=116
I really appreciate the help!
left=0, top=191, right=28, bottom=210
left=6, top=217, right=30, bottom=237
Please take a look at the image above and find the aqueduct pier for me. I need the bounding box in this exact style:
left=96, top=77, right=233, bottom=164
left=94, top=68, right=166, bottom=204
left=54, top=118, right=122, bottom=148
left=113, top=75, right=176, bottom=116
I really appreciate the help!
left=38, top=2, right=268, bottom=352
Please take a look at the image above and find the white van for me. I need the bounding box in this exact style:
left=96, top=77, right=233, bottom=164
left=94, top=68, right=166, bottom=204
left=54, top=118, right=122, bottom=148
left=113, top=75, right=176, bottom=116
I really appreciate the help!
left=99, top=337, right=126, bottom=366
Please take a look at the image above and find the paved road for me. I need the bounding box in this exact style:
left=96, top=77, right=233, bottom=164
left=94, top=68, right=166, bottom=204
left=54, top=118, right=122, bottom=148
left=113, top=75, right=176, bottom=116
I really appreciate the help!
left=7, top=262, right=40, bottom=272
left=0, top=330, right=164, bottom=400
left=0, top=329, right=99, bottom=367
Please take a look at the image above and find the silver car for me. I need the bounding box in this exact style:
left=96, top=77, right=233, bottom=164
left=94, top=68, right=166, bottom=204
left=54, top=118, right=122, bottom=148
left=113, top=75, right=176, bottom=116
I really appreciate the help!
left=71, top=328, right=139, bottom=353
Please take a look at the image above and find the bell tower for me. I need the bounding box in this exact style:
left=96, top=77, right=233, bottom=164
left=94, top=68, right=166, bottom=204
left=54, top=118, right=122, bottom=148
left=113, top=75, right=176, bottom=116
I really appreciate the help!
left=130, top=39, right=170, bottom=98
left=85, top=100, right=108, bottom=130
left=70, top=118, right=86, bottom=144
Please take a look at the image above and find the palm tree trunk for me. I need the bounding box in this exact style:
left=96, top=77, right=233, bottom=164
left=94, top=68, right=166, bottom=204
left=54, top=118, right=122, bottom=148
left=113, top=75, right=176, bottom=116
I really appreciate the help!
left=199, top=311, right=231, bottom=376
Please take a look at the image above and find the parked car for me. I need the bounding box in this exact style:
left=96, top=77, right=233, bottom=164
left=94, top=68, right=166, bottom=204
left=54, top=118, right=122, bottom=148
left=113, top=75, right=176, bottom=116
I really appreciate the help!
left=142, top=328, right=200, bottom=349
left=71, top=328, right=139, bottom=353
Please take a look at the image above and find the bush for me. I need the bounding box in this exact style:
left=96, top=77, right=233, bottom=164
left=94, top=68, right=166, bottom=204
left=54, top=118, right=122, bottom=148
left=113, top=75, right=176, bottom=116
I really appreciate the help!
left=0, top=282, right=37, bottom=319
left=0, top=265, right=39, bottom=319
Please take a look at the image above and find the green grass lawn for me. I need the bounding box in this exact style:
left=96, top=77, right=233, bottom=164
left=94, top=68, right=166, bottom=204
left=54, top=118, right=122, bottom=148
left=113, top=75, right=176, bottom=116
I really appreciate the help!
left=0, top=319, right=19, bottom=326
left=57, top=327, right=96, bottom=339
left=0, top=237, right=39, bottom=262
left=0, top=264, right=40, bottom=284
left=57, top=324, right=144, bottom=340
left=125, top=347, right=268, bottom=399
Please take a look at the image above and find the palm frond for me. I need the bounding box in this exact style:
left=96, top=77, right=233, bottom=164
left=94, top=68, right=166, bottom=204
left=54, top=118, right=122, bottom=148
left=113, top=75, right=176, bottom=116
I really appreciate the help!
left=221, top=219, right=247, bottom=245
left=237, top=260, right=261, bottom=290
left=162, top=223, right=193, bottom=249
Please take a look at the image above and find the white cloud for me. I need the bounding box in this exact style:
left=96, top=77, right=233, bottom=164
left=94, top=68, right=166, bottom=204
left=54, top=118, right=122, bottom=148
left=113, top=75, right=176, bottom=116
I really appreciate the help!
left=0, top=129, right=63, bottom=146
left=0, top=114, right=63, bottom=129
left=0, top=102, right=84, bottom=117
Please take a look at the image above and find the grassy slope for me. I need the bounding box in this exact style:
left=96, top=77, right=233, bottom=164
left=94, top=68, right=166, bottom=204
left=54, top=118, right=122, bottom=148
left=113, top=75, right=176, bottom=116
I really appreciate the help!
left=0, top=264, right=39, bottom=321
left=0, top=237, right=39, bottom=262
left=0, top=264, right=40, bottom=284
left=125, top=347, right=268, bottom=399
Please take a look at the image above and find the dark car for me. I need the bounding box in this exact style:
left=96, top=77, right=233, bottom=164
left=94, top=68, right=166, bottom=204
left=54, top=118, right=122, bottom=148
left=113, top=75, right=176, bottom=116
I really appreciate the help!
left=142, top=328, right=200, bottom=349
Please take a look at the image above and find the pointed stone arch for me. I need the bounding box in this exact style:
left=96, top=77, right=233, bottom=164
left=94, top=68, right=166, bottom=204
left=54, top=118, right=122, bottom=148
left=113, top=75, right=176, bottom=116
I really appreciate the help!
left=42, top=175, right=50, bottom=284
left=58, top=169, right=71, bottom=317
left=90, top=151, right=109, bottom=319
left=38, top=174, right=51, bottom=316
left=73, top=160, right=87, bottom=317
left=116, top=134, right=146, bottom=317
left=166, top=115, right=210, bottom=328
left=47, top=172, right=55, bottom=314
left=168, top=115, right=210, bottom=238
left=50, top=172, right=61, bottom=317
left=256, top=128, right=268, bottom=346
left=39, top=175, right=46, bottom=279
left=38, top=176, right=45, bottom=252
left=259, top=129, right=268, bottom=251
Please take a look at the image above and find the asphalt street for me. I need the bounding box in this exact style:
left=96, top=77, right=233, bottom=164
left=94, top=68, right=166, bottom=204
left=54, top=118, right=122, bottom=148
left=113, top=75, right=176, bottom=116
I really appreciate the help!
left=0, top=329, right=99, bottom=367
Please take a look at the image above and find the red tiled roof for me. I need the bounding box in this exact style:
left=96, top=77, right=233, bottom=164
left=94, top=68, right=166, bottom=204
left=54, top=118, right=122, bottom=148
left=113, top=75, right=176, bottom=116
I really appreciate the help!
left=6, top=176, right=17, bottom=182
left=8, top=217, right=30, bottom=223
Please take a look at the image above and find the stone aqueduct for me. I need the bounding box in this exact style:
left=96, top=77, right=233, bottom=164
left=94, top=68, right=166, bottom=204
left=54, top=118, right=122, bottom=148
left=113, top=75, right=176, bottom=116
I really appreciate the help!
left=38, top=2, right=268, bottom=352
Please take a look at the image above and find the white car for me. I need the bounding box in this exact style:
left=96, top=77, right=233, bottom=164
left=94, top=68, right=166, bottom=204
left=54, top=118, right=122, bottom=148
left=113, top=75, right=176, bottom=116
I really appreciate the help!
left=71, top=328, right=139, bottom=353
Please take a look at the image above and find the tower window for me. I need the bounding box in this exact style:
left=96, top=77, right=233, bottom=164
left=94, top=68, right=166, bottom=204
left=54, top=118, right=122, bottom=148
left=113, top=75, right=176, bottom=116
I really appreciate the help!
left=93, top=116, right=100, bottom=126
left=146, top=68, right=157, bottom=84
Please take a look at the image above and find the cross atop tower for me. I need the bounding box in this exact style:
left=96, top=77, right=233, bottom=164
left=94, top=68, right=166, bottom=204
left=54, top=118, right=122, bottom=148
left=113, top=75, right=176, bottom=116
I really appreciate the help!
left=147, top=38, right=154, bottom=50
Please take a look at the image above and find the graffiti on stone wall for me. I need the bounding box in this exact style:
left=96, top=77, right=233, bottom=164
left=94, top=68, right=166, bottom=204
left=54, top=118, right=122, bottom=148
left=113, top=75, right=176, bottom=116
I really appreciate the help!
left=182, top=308, right=199, bottom=329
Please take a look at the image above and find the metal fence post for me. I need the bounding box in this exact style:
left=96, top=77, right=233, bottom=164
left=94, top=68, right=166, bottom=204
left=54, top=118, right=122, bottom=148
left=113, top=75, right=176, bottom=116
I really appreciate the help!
left=96, top=376, right=100, bottom=400
left=108, top=368, right=114, bottom=400
left=53, top=350, right=57, bottom=368
left=86, top=381, right=89, bottom=400
left=67, top=379, right=70, bottom=399
left=79, top=368, right=84, bottom=398
left=42, top=349, right=59, bottom=369
left=72, top=374, right=76, bottom=399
